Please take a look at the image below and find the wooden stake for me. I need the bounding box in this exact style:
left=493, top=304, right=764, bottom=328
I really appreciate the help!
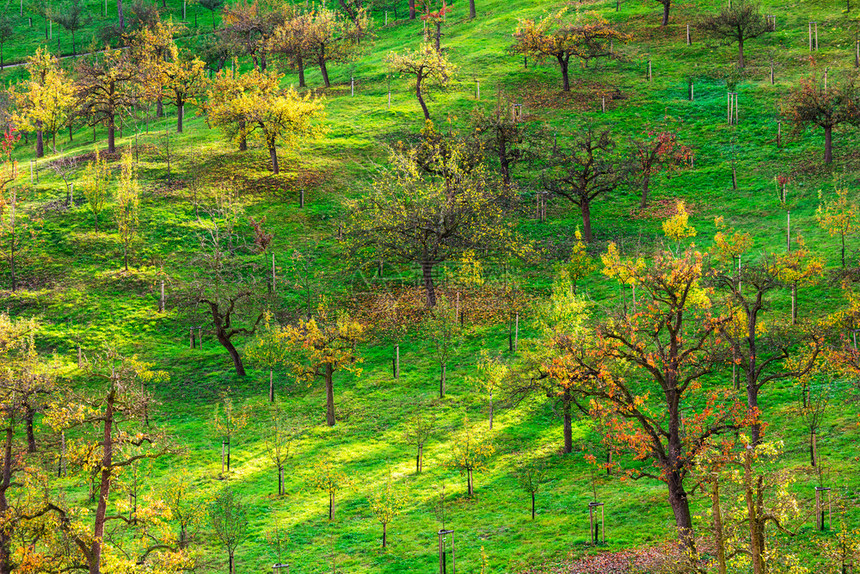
left=601, top=96, right=605, bottom=112
left=686, top=23, right=691, bottom=45
left=159, top=279, right=165, bottom=312
left=271, top=253, right=276, bottom=291
left=777, top=120, right=782, bottom=147
left=514, top=313, right=519, bottom=351
left=299, top=189, right=305, bottom=208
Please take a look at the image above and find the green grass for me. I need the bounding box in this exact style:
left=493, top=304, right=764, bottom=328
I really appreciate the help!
left=3, top=0, right=860, bottom=571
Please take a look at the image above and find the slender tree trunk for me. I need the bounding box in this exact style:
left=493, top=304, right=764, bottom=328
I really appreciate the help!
left=157, top=96, right=164, bottom=118
left=409, top=0, right=415, bottom=19
left=499, top=138, right=511, bottom=186
left=382, top=523, right=387, bottom=547
left=563, top=391, right=572, bottom=454
left=531, top=492, right=535, bottom=520
left=557, top=55, right=571, bottom=91
left=0, top=425, right=14, bottom=574
left=325, top=363, right=335, bottom=426
left=318, top=57, right=331, bottom=88
left=107, top=119, right=116, bottom=154
left=824, top=125, right=833, bottom=163
left=329, top=491, right=335, bottom=520
left=667, top=470, right=696, bottom=555
left=581, top=199, right=593, bottom=242
left=36, top=125, right=44, bottom=158
left=467, top=468, right=473, bottom=497
left=810, top=430, right=817, bottom=467
left=228, top=551, right=234, bottom=574
left=91, top=392, right=116, bottom=574
left=711, top=478, right=727, bottom=574
left=238, top=121, right=247, bottom=151
left=738, top=37, right=745, bottom=68
left=744, top=449, right=764, bottom=574
left=661, top=0, right=670, bottom=26
left=416, top=77, right=430, bottom=120
left=468, top=0, right=476, bottom=18
left=297, top=53, right=306, bottom=87
left=640, top=171, right=651, bottom=208
left=117, top=0, right=125, bottom=29
left=177, top=99, right=184, bottom=133
left=269, top=145, right=279, bottom=174
left=488, top=390, right=493, bottom=430
left=26, top=408, right=36, bottom=453
left=421, top=261, right=437, bottom=307
left=842, top=232, right=846, bottom=268
left=439, top=362, right=446, bottom=398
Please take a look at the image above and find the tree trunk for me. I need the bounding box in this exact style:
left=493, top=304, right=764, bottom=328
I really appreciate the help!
left=26, top=408, right=36, bottom=453
left=107, top=119, right=116, bottom=154
left=467, top=468, right=473, bottom=497
left=36, top=126, right=44, bottom=158
left=824, top=124, right=833, bottom=163
left=421, top=261, right=437, bottom=307
left=531, top=491, right=535, bottom=520
left=269, top=370, right=274, bottom=402
left=382, top=522, right=387, bottom=548
left=661, top=0, right=670, bottom=26
left=711, top=479, right=727, bottom=574
left=268, top=144, right=279, bottom=174
left=581, top=199, right=593, bottom=242
left=499, top=137, right=511, bottom=186
left=738, top=37, right=745, bottom=68
left=228, top=551, right=234, bottom=574
left=439, top=362, right=446, bottom=398
left=744, top=449, right=763, bottom=574
left=297, top=53, right=306, bottom=87
left=563, top=390, right=572, bottom=454
left=557, top=55, right=571, bottom=91
left=325, top=363, right=335, bottom=426
left=667, top=470, right=696, bottom=555
left=319, top=57, right=330, bottom=88
left=238, top=121, right=247, bottom=151
left=218, top=332, right=246, bottom=376
left=117, top=0, right=125, bottom=29
left=329, top=491, right=335, bottom=520
left=409, top=0, right=415, bottom=19
left=469, top=0, right=476, bottom=18
left=278, top=465, right=283, bottom=495
left=416, top=77, right=431, bottom=120
left=177, top=100, right=184, bottom=133
left=810, top=430, right=816, bottom=467
left=488, top=390, right=493, bottom=430
left=0, top=425, right=14, bottom=574
left=417, top=444, right=423, bottom=472
left=91, top=392, right=116, bottom=574
left=156, top=97, right=164, bottom=118
left=640, top=171, right=651, bottom=208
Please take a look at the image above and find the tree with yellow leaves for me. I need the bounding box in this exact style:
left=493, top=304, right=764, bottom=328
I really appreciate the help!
left=448, top=417, right=495, bottom=497
left=368, top=469, right=405, bottom=547
left=311, top=461, right=348, bottom=520
left=212, top=389, right=248, bottom=475
left=162, top=47, right=207, bottom=134
left=81, top=150, right=111, bottom=232
left=662, top=200, right=697, bottom=249
left=281, top=307, right=364, bottom=426
left=11, top=48, right=76, bottom=156
left=472, top=350, right=508, bottom=429
left=115, top=151, right=140, bottom=271
left=816, top=186, right=858, bottom=269
left=386, top=42, right=456, bottom=121
left=560, top=228, right=596, bottom=294
left=44, top=350, right=173, bottom=574
left=512, top=9, right=630, bottom=91
left=709, top=222, right=822, bottom=446
left=204, top=69, right=324, bottom=173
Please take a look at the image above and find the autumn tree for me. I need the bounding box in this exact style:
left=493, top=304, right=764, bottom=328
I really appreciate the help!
left=421, top=295, right=463, bottom=398
left=52, top=0, right=91, bottom=56
left=404, top=405, right=434, bottom=473
left=307, top=6, right=369, bottom=88
left=368, top=470, right=404, bottom=548
left=386, top=42, right=456, bottom=121
left=280, top=308, right=364, bottom=426
left=198, top=0, right=225, bottom=29
left=45, top=351, right=172, bottom=574
left=816, top=186, right=858, bottom=268
left=209, top=489, right=249, bottom=574
left=629, top=128, right=692, bottom=209
left=473, top=349, right=508, bottom=429
left=191, top=190, right=267, bottom=376
left=11, top=48, right=76, bottom=157
left=781, top=74, right=860, bottom=164
left=698, top=0, right=770, bottom=69
left=263, top=401, right=301, bottom=496
left=212, top=389, right=248, bottom=475
left=311, top=461, right=348, bottom=520
left=541, top=128, right=623, bottom=242
left=115, top=151, right=140, bottom=271
left=448, top=417, right=494, bottom=497
left=471, top=103, right=541, bottom=186
left=81, top=150, right=111, bottom=232
left=268, top=7, right=314, bottom=87
left=75, top=49, right=140, bottom=154
left=161, top=47, right=207, bottom=133
left=162, top=472, right=207, bottom=551
left=512, top=9, right=629, bottom=92
left=514, top=453, right=546, bottom=520
left=344, top=128, right=525, bottom=307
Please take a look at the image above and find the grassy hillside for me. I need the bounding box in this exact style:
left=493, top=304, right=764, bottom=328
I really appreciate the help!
left=2, top=0, right=860, bottom=572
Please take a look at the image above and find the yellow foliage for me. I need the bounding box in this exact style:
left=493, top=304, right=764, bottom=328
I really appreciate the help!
left=662, top=200, right=697, bottom=243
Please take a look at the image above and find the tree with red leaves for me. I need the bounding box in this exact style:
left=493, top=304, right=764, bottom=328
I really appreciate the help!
left=781, top=74, right=860, bottom=164
left=421, top=0, right=452, bottom=52
left=629, top=129, right=692, bottom=209
left=542, top=243, right=748, bottom=555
